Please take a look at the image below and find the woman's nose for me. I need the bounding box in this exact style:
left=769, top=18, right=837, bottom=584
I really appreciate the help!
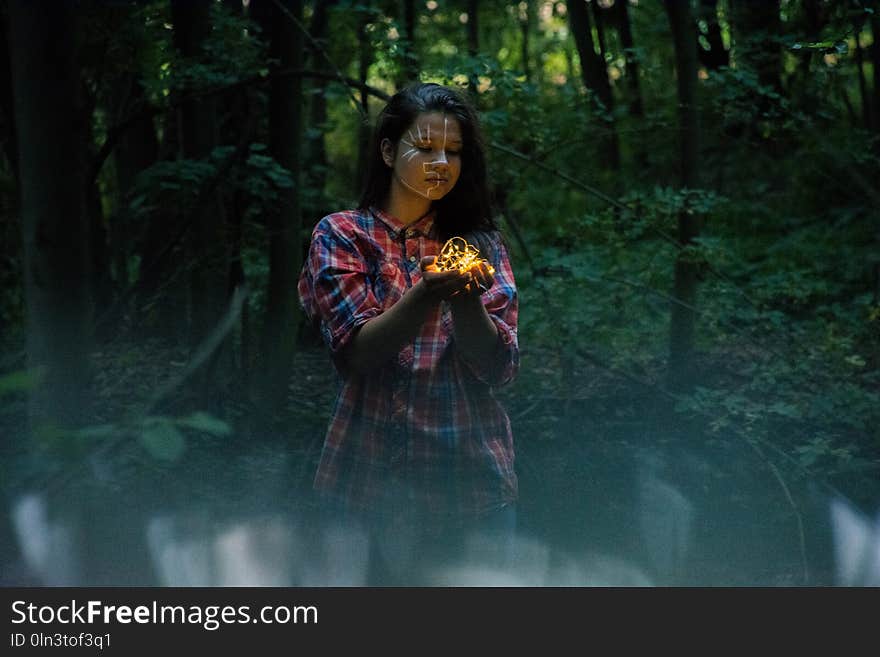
left=432, top=150, right=449, bottom=166
left=427, top=155, right=449, bottom=171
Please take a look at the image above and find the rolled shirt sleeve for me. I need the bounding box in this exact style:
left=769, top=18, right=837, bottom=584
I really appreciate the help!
left=298, top=218, right=382, bottom=362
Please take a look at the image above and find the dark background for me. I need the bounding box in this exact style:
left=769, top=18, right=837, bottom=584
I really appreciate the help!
left=0, top=0, right=878, bottom=586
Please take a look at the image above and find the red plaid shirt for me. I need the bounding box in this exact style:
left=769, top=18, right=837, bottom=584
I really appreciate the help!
left=297, top=207, right=519, bottom=520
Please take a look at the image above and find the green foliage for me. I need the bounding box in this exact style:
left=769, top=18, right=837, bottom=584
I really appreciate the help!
left=155, top=2, right=267, bottom=97
left=138, top=417, right=186, bottom=461
left=128, top=143, right=294, bottom=224
left=2, top=0, right=879, bottom=509
left=121, top=141, right=293, bottom=337
left=72, top=412, right=233, bottom=464
left=176, top=411, right=234, bottom=437
left=0, top=368, right=43, bottom=396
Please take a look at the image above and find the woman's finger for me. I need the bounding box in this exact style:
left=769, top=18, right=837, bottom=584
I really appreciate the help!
left=468, top=262, right=493, bottom=293
left=423, top=269, right=471, bottom=298
left=419, top=255, right=439, bottom=272
left=422, top=269, right=463, bottom=285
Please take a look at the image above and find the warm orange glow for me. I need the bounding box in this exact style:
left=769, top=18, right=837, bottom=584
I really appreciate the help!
left=434, top=237, right=495, bottom=275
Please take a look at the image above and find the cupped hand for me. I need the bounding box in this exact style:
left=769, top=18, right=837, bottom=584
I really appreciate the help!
left=464, top=260, right=495, bottom=296
left=419, top=256, right=472, bottom=300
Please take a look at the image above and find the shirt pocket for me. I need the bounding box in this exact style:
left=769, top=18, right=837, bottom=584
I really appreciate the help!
left=373, top=258, right=406, bottom=309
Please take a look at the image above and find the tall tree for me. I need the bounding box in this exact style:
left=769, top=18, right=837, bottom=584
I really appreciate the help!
left=0, top=9, right=17, bottom=184
left=355, top=5, right=374, bottom=182
left=728, top=0, right=782, bottom=92
left=854, top=19, right=870, bottom=129
left=467, top=0, right=480, bottom=97
left=614, top=0, right=643, bottom=120
left=664, top=0, right=702, bottom=390
left=171, top=0, right=230, bottom=406
left=82, top=82, right=112, bottom=333
left=696, top=0, right=729, bottom=71
left=252, top=0, right=304, bottom=414
left=590, top=0, right=609, bottom=64
left=0, top=7, right=20, bottom=345
left=611, top=0, right=645, bottom=170
left=7, top=0, right=92, bottom=430
left=304, top=0, right=337, bottom=214
left=171, top=0, right=228, bottom=356
left=397, top=0, right=418, bottom=86
left=111, top=72, right=159, bottom=291
left=129, top=8, right=184, bottom=344
left=566, top=0, right=620, bottom=170
left=872, top=10, right=880, bottom=136
left=519, top=0, right=532, bottom=82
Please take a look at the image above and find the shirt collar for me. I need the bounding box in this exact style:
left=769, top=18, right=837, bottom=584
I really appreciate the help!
left=370, top=206, right=436, bottom=239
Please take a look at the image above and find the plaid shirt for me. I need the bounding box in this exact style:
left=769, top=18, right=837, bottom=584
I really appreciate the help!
left=298, top=207, right=519, bottom=520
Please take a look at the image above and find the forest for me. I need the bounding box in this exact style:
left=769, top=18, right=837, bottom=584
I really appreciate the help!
left=0, top=0, right=878, bottom=586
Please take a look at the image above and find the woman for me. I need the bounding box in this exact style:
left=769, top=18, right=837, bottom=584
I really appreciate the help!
left=298, top=83, right=518, bottom=578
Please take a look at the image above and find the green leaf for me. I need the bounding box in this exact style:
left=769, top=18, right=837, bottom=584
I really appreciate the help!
left=768, top=402, right=800, bottom=419
left=0, top=368, right=44, bottom=396
left=176, top=412, right=232, bottom=437
left=74, top=424, right=119, bottom=440
left=139, top=420, right=186, bottom=461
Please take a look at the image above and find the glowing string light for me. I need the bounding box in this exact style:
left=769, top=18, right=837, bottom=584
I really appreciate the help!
left=434, top=237, right=495, bottom=275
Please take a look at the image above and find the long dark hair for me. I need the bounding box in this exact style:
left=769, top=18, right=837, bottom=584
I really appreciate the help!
left=358, top=83, right=497, bottom=241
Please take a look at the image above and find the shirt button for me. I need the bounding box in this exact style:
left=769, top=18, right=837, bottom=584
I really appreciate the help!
left=406, top=229, right=416, bottom=238
left=409, top=255, right=417, bottom=263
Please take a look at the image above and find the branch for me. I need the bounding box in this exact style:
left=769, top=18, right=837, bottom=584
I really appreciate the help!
left=41, top=284, right=250, bottom=496
left=94, top=92, right=259, bottom=334
left=90, top=68, right=389, bottom=186
left=572, top=343, right=825, bottom=585
left=269, top=0, right=367, bottom=119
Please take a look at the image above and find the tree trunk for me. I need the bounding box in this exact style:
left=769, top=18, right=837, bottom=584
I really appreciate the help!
left=171, top=0, right=230, bottom=407
left=567, top=0, right=612, bottom=111
left=615, top=0, right=643, bottom=120
left=519, top=0, right=531, bottom=82
left=564, top=40, right=575, bottom=86
left=613, top=0, right=645, bottom=170
left=0, top=9, right=20, bottom=348
left=729, top=0, right=782, bottom=92
left=355, top=8, right=373, bottom=181
left=7, top=0, right=93, bottom=430
left=254, top=0, right=304, bottom=415
left=0, top=10, right=18, bottom=184
left=591, top=0, right=608, bottom=64
left=697, top=0, right=728, bottom=71
left=133, top=91, right=182, bottom=343
left=304, top=0, right=336, bottom=215
left=664, top=0, right=701, bottom=390
left=872, top=13, right=880, bottom=136
left=113, top=76, right=159, bottom=213
left=82, top=83, right=113, bottom=334
left=854, top=22, right=870, bottom=130
left=114, top=73, right=159, bottom=292
left=467, top=0, right=480, bottom=97
left=398, top=0, right=418, bottom=86
left=791, top=0, right=827, bottom=111
left=566, top=0, right=620, bottom=170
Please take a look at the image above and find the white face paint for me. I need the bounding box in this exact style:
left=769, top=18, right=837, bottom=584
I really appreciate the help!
left=385, top=112, right=463, bottom=202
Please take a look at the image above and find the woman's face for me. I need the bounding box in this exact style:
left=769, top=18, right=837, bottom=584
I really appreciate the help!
left=382, top=111, right=463, bottom=201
